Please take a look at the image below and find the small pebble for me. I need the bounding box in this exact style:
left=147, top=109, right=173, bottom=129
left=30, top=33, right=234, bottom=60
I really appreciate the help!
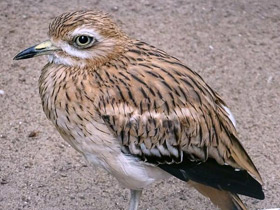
left=111, top=6, right=119, bottom=11
left=28, top=131, right=39, bottom=138
left=1, top=178, right=8, bottom=185
left=267, top=76, right=273, bottom=84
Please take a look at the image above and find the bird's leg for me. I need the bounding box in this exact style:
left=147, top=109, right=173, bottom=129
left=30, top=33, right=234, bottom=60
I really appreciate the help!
left=128, top=189, right=142, bottom=210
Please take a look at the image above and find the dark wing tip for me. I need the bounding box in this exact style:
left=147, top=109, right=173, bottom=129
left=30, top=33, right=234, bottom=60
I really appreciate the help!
left=159, top=158, right=265, bottom=200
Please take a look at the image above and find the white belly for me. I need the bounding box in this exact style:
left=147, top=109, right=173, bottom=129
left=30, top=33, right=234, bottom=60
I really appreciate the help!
left=85, top=152, right=170, bottom=190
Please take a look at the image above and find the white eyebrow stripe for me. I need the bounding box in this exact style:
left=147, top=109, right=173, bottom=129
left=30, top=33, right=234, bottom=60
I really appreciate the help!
left=71, top=26, right=104, bottom=41
left=55, top=27, right=106, bottom=60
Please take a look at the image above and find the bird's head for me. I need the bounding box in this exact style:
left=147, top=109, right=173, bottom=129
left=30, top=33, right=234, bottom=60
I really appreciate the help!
left=14, top=10, right=129, bottom=68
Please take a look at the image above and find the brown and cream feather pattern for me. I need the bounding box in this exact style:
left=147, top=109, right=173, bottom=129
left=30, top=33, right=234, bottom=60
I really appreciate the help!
left=15, top=10, right=264, bottom=210
left=89, top=39, right=261, bottom=181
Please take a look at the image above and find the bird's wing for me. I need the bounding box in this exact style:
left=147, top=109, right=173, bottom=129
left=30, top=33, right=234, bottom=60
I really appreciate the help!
left=95, top=41, right=263, bottom=199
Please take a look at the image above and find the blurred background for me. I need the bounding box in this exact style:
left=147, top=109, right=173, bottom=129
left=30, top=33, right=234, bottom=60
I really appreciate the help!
left=0, top=0, right=279, bottom=209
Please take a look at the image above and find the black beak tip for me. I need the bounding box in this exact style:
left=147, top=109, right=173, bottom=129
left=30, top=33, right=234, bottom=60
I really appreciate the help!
left=13, top=55, right=21, bottom=60
left=13, top=52, right=35, bottom=60
left=13, top=46, right=37, bottom=60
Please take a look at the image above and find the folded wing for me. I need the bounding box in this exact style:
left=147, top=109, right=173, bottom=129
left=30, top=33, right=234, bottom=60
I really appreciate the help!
left=95, top=41, right=264, bottom=201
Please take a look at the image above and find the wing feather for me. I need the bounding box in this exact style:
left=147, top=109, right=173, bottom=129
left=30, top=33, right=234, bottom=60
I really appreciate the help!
left=95, top=40, right=263, bottom=197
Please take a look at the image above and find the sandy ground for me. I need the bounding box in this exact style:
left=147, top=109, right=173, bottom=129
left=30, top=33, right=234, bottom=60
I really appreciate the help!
left=0, top=0, right=280, bottom=209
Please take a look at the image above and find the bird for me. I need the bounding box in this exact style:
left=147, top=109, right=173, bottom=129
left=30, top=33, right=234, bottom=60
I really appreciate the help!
left=14, top=10, right=264, bottom=210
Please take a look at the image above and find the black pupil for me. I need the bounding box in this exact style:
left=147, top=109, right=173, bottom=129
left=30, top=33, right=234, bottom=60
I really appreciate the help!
left=79, top=36, right=89, bottom=44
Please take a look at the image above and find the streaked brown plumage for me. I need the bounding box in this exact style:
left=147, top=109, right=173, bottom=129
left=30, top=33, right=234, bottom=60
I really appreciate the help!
left=14, top=10, right=264, bottom=210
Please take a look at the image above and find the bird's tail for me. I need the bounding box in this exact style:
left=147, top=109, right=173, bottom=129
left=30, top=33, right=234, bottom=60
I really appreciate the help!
left=189, top=180, right=247, bottom=210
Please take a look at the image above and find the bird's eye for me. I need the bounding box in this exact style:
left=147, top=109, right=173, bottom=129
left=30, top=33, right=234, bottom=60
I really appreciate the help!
left=74, top=35, right=95, bottom=48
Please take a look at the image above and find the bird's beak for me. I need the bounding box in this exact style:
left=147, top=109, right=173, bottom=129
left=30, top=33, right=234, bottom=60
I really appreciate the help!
left=14, top=40, right=60, bottom=60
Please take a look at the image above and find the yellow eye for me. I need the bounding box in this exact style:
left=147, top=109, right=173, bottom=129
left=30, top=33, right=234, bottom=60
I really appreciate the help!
left=74, top=35, right=94, bottom=48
